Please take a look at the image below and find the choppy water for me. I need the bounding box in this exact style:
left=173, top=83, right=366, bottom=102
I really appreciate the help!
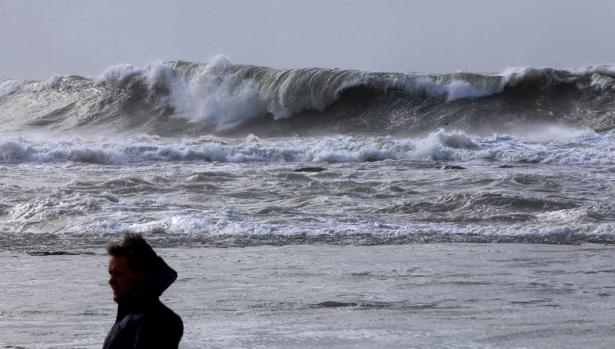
left=2, top=58, right=615, bottom=248
left=2, top=59, right=615, bottom=348
left=1, top=129, right=615, bottom=250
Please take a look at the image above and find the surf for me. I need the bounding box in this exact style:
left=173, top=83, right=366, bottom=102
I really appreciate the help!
left=1, top=56, right=614, bottom=137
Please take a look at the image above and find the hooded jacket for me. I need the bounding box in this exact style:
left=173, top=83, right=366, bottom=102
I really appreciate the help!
left=103, top=256, right=183, bottom=349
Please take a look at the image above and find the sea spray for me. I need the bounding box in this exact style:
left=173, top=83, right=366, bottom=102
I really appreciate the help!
left=2, top=58, right=614, bottom=134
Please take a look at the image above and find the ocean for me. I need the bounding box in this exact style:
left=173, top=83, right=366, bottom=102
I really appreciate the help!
left=1, top=57, right=615, bottom=348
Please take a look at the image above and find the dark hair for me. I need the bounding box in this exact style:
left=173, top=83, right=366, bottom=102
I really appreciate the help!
left=107, top=233, right=160, bottom=273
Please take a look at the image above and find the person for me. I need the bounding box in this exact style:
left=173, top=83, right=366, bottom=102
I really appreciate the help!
left=103, top=233, right=183, bottom=349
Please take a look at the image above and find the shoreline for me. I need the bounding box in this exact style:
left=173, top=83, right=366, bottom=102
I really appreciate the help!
left=2, top=243, right=615, bottom=348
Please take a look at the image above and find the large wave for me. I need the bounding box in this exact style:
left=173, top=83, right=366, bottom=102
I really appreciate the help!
left=1, top=56, right=615, bottom=136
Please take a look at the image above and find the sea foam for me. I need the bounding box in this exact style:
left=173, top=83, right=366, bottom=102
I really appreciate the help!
left=0, top=127, right=609, bottom=166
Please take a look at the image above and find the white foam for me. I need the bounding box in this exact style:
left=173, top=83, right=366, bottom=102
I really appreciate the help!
left=410, top=129, right=478, bottom=161
left=574, top=64, right=615, bottom=77
left=499, top=66, right=536, bottom=86
left=167, top=55, right=268, bottom=129
left=497, top=65, right=576, bottom=87
left=94, top=63, right=144, bottom=85
left=389, top=75, right=498, bottom=102
left=83, top=213, right=615, bottom=243
left=0, top=80, right=23, bottom=97
left=35, top=74, right=63, bottom=91
left=0, top=127, right=612, bottom=166
left=406, top=127, right=615, bottom=165
left=0, top=141, right=32, bottom=162
left=7, top=193, right=101, bottom=224
left=143, top=61, right=175, bottom=89
left=590, top=73, right=615, bottom=91
left=0, top=75, right=67, bottom=99
left=499, top=64, right=615, bottom=92
left=444, top=79, right=493, bottom=101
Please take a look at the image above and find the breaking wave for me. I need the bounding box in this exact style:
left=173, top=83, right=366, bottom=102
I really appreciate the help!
left=1, top=56, right=615, bottom=136
left=0, top=128, right=610, bottom=166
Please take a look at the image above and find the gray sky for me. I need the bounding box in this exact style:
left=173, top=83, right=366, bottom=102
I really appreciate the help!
left=2, top=0, right=615, bottom=79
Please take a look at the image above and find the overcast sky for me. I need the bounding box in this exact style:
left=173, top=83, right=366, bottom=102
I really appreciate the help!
left=2, top=0, right=615, bottom=79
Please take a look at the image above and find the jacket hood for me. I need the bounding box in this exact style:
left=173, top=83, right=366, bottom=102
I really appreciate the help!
left=140, top=255, right=177, bottom=297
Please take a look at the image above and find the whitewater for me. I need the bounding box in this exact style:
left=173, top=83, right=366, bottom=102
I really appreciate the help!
left=2, top=57, right=615, bottom=348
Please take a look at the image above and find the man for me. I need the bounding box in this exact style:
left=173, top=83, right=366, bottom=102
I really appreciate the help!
left=103, top=233, right=183, bottom=349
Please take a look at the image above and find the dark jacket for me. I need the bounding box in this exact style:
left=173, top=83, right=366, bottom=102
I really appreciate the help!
left=103, top=257, right=183, bottom=349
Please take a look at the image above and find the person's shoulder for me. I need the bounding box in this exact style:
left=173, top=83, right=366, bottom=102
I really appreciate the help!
left=152, top=301, right=183, bottom=327
left=135, top=302, right=183, bottom=348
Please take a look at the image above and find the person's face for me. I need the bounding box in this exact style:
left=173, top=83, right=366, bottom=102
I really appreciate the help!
left=108, top=255, right=142, bottom=303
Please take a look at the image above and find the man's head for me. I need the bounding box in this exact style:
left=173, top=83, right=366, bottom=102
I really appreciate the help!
left=107, top=233, right=159, bottom=303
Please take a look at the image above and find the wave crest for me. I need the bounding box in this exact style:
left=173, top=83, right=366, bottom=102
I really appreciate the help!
left=2, top=58, right=615, bottom=135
